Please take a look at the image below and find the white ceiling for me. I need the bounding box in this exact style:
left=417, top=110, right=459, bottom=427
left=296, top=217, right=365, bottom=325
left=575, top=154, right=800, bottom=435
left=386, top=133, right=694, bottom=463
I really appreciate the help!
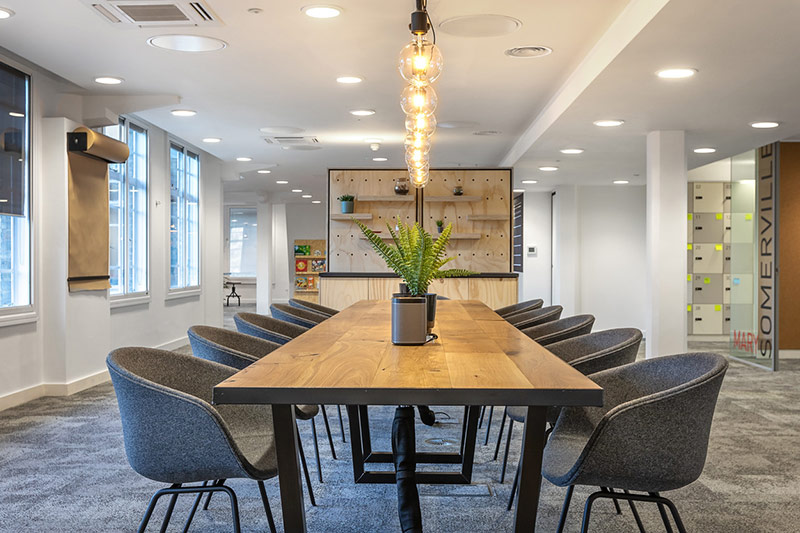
left=1, top=0, right=798, bottom=202
left=0, top=0, right=628, bottom=202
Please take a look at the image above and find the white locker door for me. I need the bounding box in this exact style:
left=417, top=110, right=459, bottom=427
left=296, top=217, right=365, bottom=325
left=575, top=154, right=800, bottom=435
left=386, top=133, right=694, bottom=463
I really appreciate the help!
left=693, top=243, right=724, bottom=273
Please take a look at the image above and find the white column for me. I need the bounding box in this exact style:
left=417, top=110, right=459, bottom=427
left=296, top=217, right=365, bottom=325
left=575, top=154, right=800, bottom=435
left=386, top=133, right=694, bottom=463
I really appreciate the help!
left=271, top=204, right=291, bottom=303
left=551, top=185, right=580, bottom=316
left=256, top=197, right=272, bottom=314
left=646, top=130, right=688, bottom=358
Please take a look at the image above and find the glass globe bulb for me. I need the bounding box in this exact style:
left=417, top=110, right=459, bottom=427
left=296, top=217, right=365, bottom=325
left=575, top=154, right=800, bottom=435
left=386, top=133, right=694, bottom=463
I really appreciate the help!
left=401, top=85, right=437, bottom=116
left=405, top=148, right=429, bottom=167
left=410, top=169, right=429, bottom=188
left=408, top=160, right=430, bottom=174
left=398, top=39, right=443, bottom=86
left=405, top=113, right=437, bottom=136
left=404, top=133, right=430, bottom=150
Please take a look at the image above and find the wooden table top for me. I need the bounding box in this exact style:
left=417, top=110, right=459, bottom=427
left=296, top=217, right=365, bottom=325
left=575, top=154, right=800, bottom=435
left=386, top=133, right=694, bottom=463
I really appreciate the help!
left=213, top=300, right=603, bottom=407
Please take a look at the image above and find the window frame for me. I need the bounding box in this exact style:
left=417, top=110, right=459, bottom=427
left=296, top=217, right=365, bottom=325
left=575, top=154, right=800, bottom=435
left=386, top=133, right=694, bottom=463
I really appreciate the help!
left=166, top=139, right=202, bottom=298
left=107, top=118, right=150, bottom=306
left=0, top=58, right=35, bottom=327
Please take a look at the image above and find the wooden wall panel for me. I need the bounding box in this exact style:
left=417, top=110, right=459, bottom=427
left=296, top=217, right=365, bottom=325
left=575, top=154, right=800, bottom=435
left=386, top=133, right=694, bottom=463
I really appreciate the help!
left=469, top=278, right=517, bottom=310
left=369, top=278, right=400, bottom=300
left=320, top=278, right=369, bottom=310
left=779, top=143, right=800, bottom=349
left=328, top=169, right=512, bottom=273
left=329, top=170, right=416, bottom=272
left=429, top=278, right=470, bottom=300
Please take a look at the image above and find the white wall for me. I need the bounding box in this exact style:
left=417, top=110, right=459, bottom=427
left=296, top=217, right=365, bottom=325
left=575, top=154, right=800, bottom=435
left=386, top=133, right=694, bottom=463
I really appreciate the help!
left=549, top=185, right=648, bottom=333
left=518, top=192, right=552, bottom=306
left=0, top=53, right=224, bottom=409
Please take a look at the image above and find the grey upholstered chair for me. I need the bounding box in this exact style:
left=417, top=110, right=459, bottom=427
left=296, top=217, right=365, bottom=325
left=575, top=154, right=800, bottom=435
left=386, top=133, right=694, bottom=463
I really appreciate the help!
left=271, top=303, right=328, bottom=328
left=289, top=298, right=338, bottom=317
left=541, top=352, right=728, bottom=533
left=521, top=314, right=596, bottom=346
left=506, top=305, right=563, bottom=330
left=234, top=312, right=308, bottom=345
left=500, top=328, right=644, bottom=507
left=494, top=298, right=544, bottom=318
left=188, top=325, right=337, bottom=490
left=107, top=347, right=279, bottom=533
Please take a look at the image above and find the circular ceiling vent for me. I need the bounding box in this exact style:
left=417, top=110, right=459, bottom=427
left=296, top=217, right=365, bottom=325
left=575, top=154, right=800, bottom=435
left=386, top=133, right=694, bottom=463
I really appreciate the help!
left=438, top=120, right=480, bottom=129
left=439, top=14, right=522, bottom=38
left=505, top=46, right=552, bottom=58
left=473, top=130, right=501, bottom=136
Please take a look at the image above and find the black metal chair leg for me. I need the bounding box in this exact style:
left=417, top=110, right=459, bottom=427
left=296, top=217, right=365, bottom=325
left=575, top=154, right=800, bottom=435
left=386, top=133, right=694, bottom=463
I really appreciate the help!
left=337, top=404, right=347, bottom=443
left=493, top=408, right=508, bottom=461
left=506, top=458, right=522, bottom=510
left=478, top=405, right=486, bottom=428
left=602, top=487, right=623, bottom=515
left=158, top=484, right=182, bottom=533
left=310, top=417, right=323, bottom=483
left=623, top=490, right=647, bottom=533
left=296, top=423, right=317, bottom=506
left=202, top=479, right=225, bottom=510
left=556, top=485, right=575, bottom=533
left=580, top=491, right=601, bottom=533
left=181, top=481, right=208, bottom=533
left=138, top=485, right=175, bottom=533
left=217, top=485, right=241, bottom=533
left=649, top=492, right=674, bottom=533
left=258, top=481, right=278, bottom=533
left=500, top=418, right=514, bottom=482
left=659, top=494, right=687, bottom=533
left=483, top=406, right=494, bottom=445
left=321, top=405, right=337, bottom=459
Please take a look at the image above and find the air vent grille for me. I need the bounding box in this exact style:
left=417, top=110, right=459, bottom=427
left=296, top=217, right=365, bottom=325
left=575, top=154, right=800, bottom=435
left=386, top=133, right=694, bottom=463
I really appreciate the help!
left=264, top=136, right=320, bottom=146
left=189, top=1, right=213, bottom=21
left=92, top=4, right=122, bottom=22
left=116, top=4, right=189, bottom=22
left=85, top=1, right=220, bottom=26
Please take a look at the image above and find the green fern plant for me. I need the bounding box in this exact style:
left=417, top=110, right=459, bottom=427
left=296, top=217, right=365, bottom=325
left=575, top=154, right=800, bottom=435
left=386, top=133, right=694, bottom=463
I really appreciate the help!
left=355, top=216, right=476, bottom=296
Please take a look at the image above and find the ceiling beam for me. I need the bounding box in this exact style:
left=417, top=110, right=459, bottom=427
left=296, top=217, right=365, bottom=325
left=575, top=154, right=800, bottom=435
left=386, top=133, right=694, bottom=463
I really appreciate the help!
left=500, top=0, right=671, bottom=167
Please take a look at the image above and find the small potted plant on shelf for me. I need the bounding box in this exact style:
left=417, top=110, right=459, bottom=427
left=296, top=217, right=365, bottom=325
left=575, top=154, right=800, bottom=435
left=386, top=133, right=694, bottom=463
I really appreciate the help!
left=435, top=219, right=444, bottom=234
left=355, top=216, right=475, bottom=345
left=338, top=194, right=355, bottom=214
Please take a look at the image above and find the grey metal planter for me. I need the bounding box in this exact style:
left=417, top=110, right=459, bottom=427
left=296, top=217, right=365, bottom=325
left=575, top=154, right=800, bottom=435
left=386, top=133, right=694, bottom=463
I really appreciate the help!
left=341, top=200, right=354, bottom=213
left=391, top=296, right=427, bottom=345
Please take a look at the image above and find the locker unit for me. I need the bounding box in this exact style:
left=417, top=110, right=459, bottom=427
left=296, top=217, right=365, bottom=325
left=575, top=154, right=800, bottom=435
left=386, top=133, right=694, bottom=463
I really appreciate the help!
left=692, top=213, right=724, bottom=243
left=723, top=304, right=731, bottom=335
left=730, top=243, right=755, bottom=274
left=730, top=213, right=755, bottom=243
left=723, top=182, right=732, bottom=212
left=687, top=214, right=693, bottom=242
left=692, top=182, right=724, bottom=213
left=692, top=274, right=723, bottom=304
left=723, top=213, right=732, bottom=243
left=692, top=243, right=724, bottom=273
left=730, top=274, right=754, bottom=305
left=687, top=305, right=693, bottom=335
left=692, top=304, right=723, bottom=335
left=723, top=244, right=731, bottom=274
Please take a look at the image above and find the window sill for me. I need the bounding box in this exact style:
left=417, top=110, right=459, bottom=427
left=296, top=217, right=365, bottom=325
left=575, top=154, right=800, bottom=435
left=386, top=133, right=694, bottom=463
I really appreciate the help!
left=165, top=288, right=202, bottom=301
left=110, top=294, right=151, bottom=310
left=0, top=308, right=38, bottom=328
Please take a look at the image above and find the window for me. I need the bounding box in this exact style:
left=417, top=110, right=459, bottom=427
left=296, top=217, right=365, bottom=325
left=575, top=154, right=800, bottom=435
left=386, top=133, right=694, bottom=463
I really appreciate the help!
left=98, top=119, right=148, bottom=296
left=0, top=62, right=31, bottom=311
left=228, top=207, right=257, bottom=277
left=170, top=143, right=200, bottom=290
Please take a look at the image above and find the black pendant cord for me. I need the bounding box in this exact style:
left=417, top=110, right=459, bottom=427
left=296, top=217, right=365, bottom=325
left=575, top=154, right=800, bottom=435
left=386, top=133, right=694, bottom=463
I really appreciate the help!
left=392, top=406, right=423, bottom=533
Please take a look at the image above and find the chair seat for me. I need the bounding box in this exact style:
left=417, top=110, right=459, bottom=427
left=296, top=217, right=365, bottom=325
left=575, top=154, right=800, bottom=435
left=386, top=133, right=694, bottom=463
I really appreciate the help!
left=295, top=404, right=320, bottom=420
left=507, top=405, right=560, bottom=426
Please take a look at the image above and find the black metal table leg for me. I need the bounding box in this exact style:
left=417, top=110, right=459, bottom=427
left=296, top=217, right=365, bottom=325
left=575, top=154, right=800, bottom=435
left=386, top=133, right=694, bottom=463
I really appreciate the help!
left=513, top=406, right=547, bottom=532
left=272, top=404, right=307, bottom=533
left=393, top=406, right=422, bottom=533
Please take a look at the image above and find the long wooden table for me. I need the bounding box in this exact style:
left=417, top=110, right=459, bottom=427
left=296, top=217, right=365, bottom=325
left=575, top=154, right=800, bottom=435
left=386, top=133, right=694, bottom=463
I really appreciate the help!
left=213, top=300, right=603, bottom=532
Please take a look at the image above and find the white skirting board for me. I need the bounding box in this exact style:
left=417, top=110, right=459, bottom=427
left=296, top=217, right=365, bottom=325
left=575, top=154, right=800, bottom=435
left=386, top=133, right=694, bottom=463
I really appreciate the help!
left=0, top=335, right=190, bottom=412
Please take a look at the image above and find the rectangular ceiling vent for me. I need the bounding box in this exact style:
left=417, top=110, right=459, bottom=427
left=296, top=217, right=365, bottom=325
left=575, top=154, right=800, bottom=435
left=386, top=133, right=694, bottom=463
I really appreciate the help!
left=86, top=1, right=221, bottom=27
left=264, top=137, right=320, bottom=146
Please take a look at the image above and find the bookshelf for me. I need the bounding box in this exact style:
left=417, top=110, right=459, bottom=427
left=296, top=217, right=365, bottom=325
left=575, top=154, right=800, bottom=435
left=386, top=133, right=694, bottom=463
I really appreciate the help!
left=293, top=239, right=326, bottom=303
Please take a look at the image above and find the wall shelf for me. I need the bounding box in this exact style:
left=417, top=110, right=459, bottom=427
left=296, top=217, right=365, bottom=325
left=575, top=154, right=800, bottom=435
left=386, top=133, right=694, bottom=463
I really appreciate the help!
left=297, top=271, right=321, bottom=275
left=358, top=195, right=414, bottom=202
left=295, top=289, right=319, bottom=293
left=295, top=255, right=326, bottom=259
left=466, top=214, right=509, bottom=221
left=331, top=213, right=373, bottom=220
left=360, top=233, right=481, bottom=241
left=424, top=196, right=482, bottom=203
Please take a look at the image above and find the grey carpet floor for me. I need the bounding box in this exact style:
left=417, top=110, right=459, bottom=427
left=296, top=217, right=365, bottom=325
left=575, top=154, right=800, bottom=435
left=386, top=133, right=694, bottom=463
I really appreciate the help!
left=1, top=313, right=798, bottom=531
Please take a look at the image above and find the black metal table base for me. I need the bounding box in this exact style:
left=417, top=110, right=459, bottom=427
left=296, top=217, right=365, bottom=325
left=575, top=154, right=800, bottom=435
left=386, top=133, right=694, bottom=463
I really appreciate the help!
left=346, top=405, right=481, bottom=484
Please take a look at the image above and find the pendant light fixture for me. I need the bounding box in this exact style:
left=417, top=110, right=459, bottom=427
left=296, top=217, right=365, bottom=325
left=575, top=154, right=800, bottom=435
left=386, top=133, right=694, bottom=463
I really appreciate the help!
left=398, top=0, right=442, bottom=188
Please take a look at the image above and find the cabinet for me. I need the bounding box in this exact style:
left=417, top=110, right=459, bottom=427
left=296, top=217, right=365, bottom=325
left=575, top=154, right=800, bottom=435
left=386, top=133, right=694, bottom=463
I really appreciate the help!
left=692, top=274, right=723, bottom=304
left=691, top=182, right=724, bottom=212
left=693, top=243, right=724, bottom=273
left=692, top=304, right=723, bottom=335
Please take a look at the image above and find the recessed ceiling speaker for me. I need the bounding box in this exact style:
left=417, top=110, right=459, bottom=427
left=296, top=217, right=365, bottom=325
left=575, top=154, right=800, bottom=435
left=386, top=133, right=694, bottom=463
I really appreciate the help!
left=439, top=14, right=522, bottom=37
left=505, top=46, right=552, bottom=58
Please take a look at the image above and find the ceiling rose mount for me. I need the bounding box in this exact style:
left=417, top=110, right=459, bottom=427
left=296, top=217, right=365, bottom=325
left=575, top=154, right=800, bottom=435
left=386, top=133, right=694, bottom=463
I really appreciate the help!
left=399, top=0, right=442, bottom=189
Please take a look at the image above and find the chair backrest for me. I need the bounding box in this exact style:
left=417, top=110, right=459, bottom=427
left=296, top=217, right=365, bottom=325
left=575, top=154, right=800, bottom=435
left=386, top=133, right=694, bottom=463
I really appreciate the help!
left=554, top=352, right=728, bottom=492
left=188, top=325, right=280, bottom=370
left=522, top=314, right=595, bottom=346
left=270, top=303, right=327, bottom=328
left=234, top=313, right=308, bottom=345
left=547, top=328, right=642, bottom=375
left=107, top=347, right=248, bottom=483
left=509, top=305, right=563, bottom=329
left=495, top=298, right=544, bottom=318
left=289, top=298, right=338, bottom=317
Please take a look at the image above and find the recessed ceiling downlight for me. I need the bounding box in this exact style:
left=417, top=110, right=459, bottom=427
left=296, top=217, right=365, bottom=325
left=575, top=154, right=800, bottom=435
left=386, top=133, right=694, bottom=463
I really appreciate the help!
left=171, top=109, right=196, bottom=117
left=373, top=157, right=388, bottom=162
left=292, top=189, right=303, bottom=193
left=257, top=169, right=272, bottom=174
left=94, top=76, right=124, bottom=85
left=560, top=148, right=584, bottom=155
left=613, top=180, right=629, bottom=185
left=521, top=180, right=538, bottom=184
left=336, top=76, right=363, bottom=84
left=8, top=112, right=24, bottom=118
left=505, top=46, right=552, bottom=58
left=594, top=119, right=624, bottom=127
left=513, top=189, right=525, bottom=193
left=0, top=7, right=15, bottom=19
left=439, top=14, right=522, bottom=37
left=350, top=109, right=376, bottom=116
left=236, top=157, right=252, bottom=162
left=276, top=180, right=289, bottom=184
left=147, top=35, right=227, bottom=53
left=751, top=121, right=780, bottom=129
left=539, top=166, right=558, bottom=172
left=202, top=137, right=221, bottom=143
left=656, top=68, right=697, bottom=79
left=302, top=5, right=342, bottom=18
left=302, top=194, right=313, bottom=198
left=694, top=148, right=717, bottom=154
